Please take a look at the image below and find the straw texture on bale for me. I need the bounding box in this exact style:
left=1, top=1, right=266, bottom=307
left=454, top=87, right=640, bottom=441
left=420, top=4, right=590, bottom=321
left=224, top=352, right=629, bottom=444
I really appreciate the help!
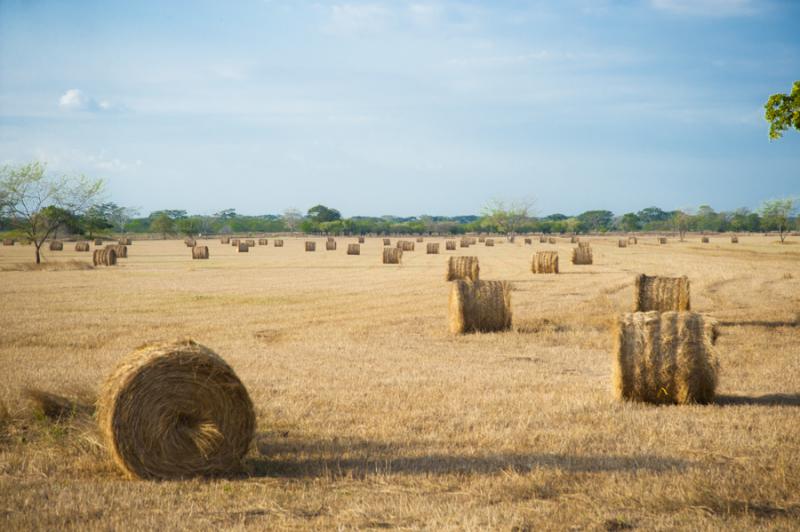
left=358, top=236, right=365, bottom=244
left=539, top=236, right=547, bottom=243
left=258, top=239, right=268, bottom=246
left=107, top=244, right=127, bottom=258
left=416, top=237, right=424, bottom=243
left=231, top=239, right=240, bottom=246
left=427, top=243, right=440, bottom=254
left=448, top=280, right=512, bottom=334
left=3, top=238, right=14, bottom=246
left=347, top=243, right=360, bottom=255
left=445, top=240, right=456, bottom=250
left=634, top=274, right=690, bottom=312
left=618, top=239, right=628, bottom=248
left=397, top=240, right=415, bottom=251
left=468, top=237, right=477, bottom=245
left=612, top=311, right=719, bottom=404
left=730, top=235, right=738, bottom=243
left=658, top=237, right=667, bottom=244
left=532, top=251, right=559, bottom=274
left=184, top=238, right=196, bottom=247
left=508, top=236, right=515, bottom=243
left=628, top=236, right=638, bottom=245
left=192, top=246, right=209, bottom=259
left=220, top=237, right=230, bottom=244
left=478, top=237, right=486, bottom=243
left=97, top=339, right=255, bottom=480
left=383, top=238, right=391, bottom=246
left=524, top=238, right=532, bottom=245
left=238, top=243, right=249, bottom=252
left=571, top=243, right=593, bottom=265
left=49, top=240, right=63, bottom=251
left=485, top=239, right=494, bottom=247
left=701, top=236, right=709, bottom=243
left=75, top=242, right=91, bottom=252
left=326, top=240, right=337, bottom=251
left=305, top=241, right=316, bottom=252
left=548, top=237, right=556, bottom=244
left=446, top=256, right=479, bottom=282
left=119, top=237, right=132, bottom=245
left=383, top=247, right=402, bottom=264
left=459, top=239, right=470, bottom=248
left=570, top=236, right=578, bottom=243
left=273, top=239, right=284, bottom=247
left=93, top=248, right=117, bottom=266
left=245, top=239, right=255, bottom=247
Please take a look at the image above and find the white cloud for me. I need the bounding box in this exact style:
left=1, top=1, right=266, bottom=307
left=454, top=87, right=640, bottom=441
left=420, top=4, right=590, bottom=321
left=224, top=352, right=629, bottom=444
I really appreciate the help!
left=325, top=3, right=391, bottom=35
left=58, top=89, right=120, bottom=112
left=650, top=0, right=758, bottom=17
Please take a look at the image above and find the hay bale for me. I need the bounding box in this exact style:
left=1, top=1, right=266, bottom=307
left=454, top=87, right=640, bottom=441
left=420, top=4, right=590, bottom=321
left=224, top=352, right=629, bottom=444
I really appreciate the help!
left=468, top=237, right=477, bottom=245
left=326, top=240, right=337, bottom=251
left=238, top=243, right=249, bottom=252
left=446, top=256, right=479, bottom=281
left=75, top=242, right=91, bottom=252
left=231, top=239, right=240, bottom=246
left=532, top=251, right=558, bottom=274
left=416, top=237, right=424, bottom=243
left=184, top=238, right=196, bottom=247
left=220, top=237, right=230, bottom=244
left=94, top=239, right=103, bottom=246
left=618, top=239, right=627, bottom=248
left=305, top=241, right=316, bottom=252
left=383, top=238, right=391, bottom=246
left=571, top=243, right=593, bottom=265
left=258, top=239, right=268, bottom=246
left=445, top=240, right=456, bottom=251
left=508, top=236, right=515, bottom=243
left=383, top=247, right=402, bottom=264
left=634, top=274, right=690, bottom=312
left=478, top=237, right=486, bottom=243
left=192, top=246, right=210, bottom=259
left=347, top=243, right=360, bottom=255
left=658, top=237, right=667, bottom=244
left=485, top=239, right=494, bottom=247
left=570, top=235, right=578, bottom=243
left=397, top=240, right=414, bottom=251
left=548, top=237, right=556, bottom=244
left=245, top=239, right=255, bottom=247
left=612, top=311, right=718, bottom=404
left=273, top=239, right=284, bottom=247
left=701, top=236, right=709, bottom=243
left=628, top=236, right=638, bottom=245
left=524, top=238, right=532, bottom=245
left=358, top=236, right=365, bottom=244
left=426, top=243, right=439, bottom=254
left=96, top=339, right=255, bottom=479
left=730, top=235, right=738, bottom=244
left=119, top=237, right=132, bottom=245
left=93, top=248, right=117, bottom=266
left=107, top=244, right=127, bottom=258
left=49, top=240, right=63, bottom=251
left=3, top=238, right=14, bottom=246
left=539, top=235, right=547, bottom=243
left=448, top=280, right=512, bottom=334
left=459, top=239, right=470, bottom=248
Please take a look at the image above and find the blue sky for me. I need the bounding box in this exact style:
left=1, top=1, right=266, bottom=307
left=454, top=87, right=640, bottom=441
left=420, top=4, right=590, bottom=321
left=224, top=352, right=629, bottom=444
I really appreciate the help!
left=0, top=0, right=798, bottom=217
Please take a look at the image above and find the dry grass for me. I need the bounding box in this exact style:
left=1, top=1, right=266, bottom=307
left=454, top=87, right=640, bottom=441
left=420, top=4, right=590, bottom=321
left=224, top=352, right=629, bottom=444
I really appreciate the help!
left=446, top=256, right=479, bottom=282
left=1, top=236, right=799, bottom=530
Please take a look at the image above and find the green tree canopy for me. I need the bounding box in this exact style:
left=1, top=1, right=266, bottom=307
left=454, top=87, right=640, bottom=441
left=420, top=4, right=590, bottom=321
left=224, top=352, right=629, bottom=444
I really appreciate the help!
left=765, top=81, right=800, bottom=139
left=307, top=204, right=341, bottom=223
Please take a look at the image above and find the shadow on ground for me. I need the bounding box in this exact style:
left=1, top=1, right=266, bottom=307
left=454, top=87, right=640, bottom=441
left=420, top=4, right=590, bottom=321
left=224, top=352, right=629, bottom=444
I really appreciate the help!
left=715, top=393, right=800, bottom=407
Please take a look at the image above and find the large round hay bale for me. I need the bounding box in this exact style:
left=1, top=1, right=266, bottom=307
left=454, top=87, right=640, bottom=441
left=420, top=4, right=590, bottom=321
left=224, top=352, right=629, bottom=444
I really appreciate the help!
left=478, top=236, right=486, bottom=243
left=273, top=239, right=284, bottom=247
left=75, top=242, right=91, bottom=252
left=416, top=237, right=424, bottom=243
left=107, top=244, right=127, bottom=258
left=94, top=248, right=117, bottom=266
left=97, top=339, right=255, bottom=479
left=49, top=240, right=63, bottom=251
left=524, top=238, right=532, bottom=245
left=446, top=256, right=479, bottom=281
left=244, top=239, right=255, bottom=247
left=459, top=239, right=470, bottom=248
left=426, top=243, right=439, bottom=254
left=220, top=237, right=231, bottom=244
left=397, top=240, right=414, bottom=251
left=658, top=237, right=667, bottom=244
left=305, top=241, right=316, bottom=252
left=485, top=238, right=494, bottom=247
left=539, top=235, right=547, bottom=243
left=612, top=311, right=718, bottom=404
left=184, top=238, right=196, bottom=247
left=618, top=239, right=627, bottom=248
left=258, top=239, right=268, bottom=246
left=701, top=236, right=709, bottom=243
left=347, top=243, right=360, bottom=255
left=730, top=235, right=738, bottom=244
left=383, top=238, right=391, bottom=246
left=634, top=274, right=690, bottom=312
left=358, top=236, right=365, bottom=244
left=448, top=280, right=512, bottom=334
left=231, top=239, right=240, bottom=246
left=445, top=240, right=456, bottom=251
left=119, top=237, right=132, bottom=245
left=3, top=238, right=14, bottom=246
left=238, top=243, right=249, bottom=252
left=571, top=243, right=593, bottom=265
left=192, top=246, right=210, bottom=259
left=532, top=251, right=558, bottom=274
left=326, top=240, right=337, bottom=251
left=383, top=247, right=402, bottom=264
left=628, top=236, right=638, bottom=245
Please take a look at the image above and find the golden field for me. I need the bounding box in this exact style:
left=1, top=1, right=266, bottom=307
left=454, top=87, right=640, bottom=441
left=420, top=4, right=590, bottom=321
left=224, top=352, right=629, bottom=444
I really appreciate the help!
left=1, top=235, right=799, bottom=530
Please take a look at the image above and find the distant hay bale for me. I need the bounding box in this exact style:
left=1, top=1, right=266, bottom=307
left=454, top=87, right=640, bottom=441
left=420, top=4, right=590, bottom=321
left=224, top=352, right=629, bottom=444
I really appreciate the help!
left=192, top=246, right=210, bottom=259
left=459, top=239, right=470, bottom=248
left=485, top=239, right=494, bottom=247
left=75, top=242, right=91, bottom=252
left=119, top=237, right=132, bottom=245
left=478, top=237, right=486, bottom=243
left=539, top=235, right=547, bottom=243
left=273, top=239, right=284, bottom=247
left=184, top=238, right=196, bottom=247
left=383, top=238, right=391, bottom=246
left=383, top=247, right=402, bottom=264
left=571, top=242, right=593, bottom=265
left=305, top=241, right=316, bottom=252
left=701, top=236, right=709, bottom=243
left=258, top=239, right=268, bottom=246
left=93, top=248, right=117, bottom=266
left=548, top=237, right=556, bottom=244
left=634, top=274, right=690, bottom=312
left=730, top=235, right=738, bottom=243
left=220, top=237, right=230, bottom=244
left=245, top=239, right=255, bottom=247
left=508, top=236, right=515, bottom=243
left=427, top=243, right=440, bottom=254
left=327, top=236, right=335, bottom=242
left=570, top=235, right=578, bottom=243
left=658, top=237, right=667, bottom=244
left=49, top=240, right=63, bottom=251
left=231, top=239, right=240, bottom=246
left=468, top=237, right=477, bottom=245
left=448, top=280, right=512, bottom=334
left=358, top=236, right=365, bottom=244
left=612, top=311, right=719, bottom=404
left=524, top=238, right=532, bottom=245
left=532, top=251, right=558, bottom=274
left=446, top=256, right=479, bottom=281
left=238, top=243, right=249, bottom=252
left=347, top=243, right=360, bottom=255
left=397, top=240, right=414, bottom=251
left=97, top=339, right=255, bottom=480
left=94, top=239, right=104, bottom=246
left=618, top=239, right=628, bottom=248
left=446, top=240, right=456, bottom=250
left=3, top=239, right=14, bottom=246
left=416, top=237, right=424, bottom=242
left=628, top=236, right=638, bottom=245
left=326, top=240, right=337, bottom=251
left=106, top=244, right=127, bottom=258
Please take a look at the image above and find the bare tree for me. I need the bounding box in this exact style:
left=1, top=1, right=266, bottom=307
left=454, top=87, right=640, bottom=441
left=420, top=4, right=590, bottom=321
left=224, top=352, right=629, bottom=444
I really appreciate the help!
left=0, top=162, right=104, bottom=263
left=281, top=208, right=303, bottom=232
left=481, top=197, right=535, bottom=234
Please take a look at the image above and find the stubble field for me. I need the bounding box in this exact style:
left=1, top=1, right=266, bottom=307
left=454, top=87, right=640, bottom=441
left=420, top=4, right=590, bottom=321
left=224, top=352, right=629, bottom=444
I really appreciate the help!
left=1, top=235, right=799, bottom=530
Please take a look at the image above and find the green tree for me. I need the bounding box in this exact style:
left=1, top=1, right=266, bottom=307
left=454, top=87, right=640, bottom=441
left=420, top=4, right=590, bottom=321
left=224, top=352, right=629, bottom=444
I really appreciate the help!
left=0, top=162, right=104, bottom=263
left=150, top=213, right=175, bottom=239
left=671, top=210, right=692, bottom=241
left=620, top=212, right=640, bottom=232
left=765, top=81, right=800, bottom=139
left=82, top=203, right=115, bottom=238
left=759, top=197, right=797, bottom=243
left=577, top=210, right=613, bottom=232
left=307, top=204, right=341, bottom=223
left=176, top=217, right=203, bottom=237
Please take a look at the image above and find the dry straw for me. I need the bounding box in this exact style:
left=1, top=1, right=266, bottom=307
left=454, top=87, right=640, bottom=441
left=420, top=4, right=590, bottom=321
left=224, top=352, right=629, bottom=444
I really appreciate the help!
left=305, top=241, right=316, bottom=252
left=231, top=239, right=240, bottom=246
left=107, top=244, right=127, bottom=258
left=730, top=235, right=738, bottom=243
left=3, top=238, right=14, bottom=246
left=446, top=240, right=456, bottom=250
left=448, top=280, right=512, bottom=334
left=612, top=311, right=719, bottom=404
left=49, top=240, right=63, bottom=251
left=532, top=251, right=559, bottom=274
left=524, top=238, right=532, bottom=245
left=184, top=238, right=196, bottom=247
left=383, top=247, right=402, bottom=264
left=347, top=243, right=360, bottom=255
left=93, top=248, right=117, bottom=266
left=220, top=237, right=230, bottom=244
left=701, top=236, right=709, bottom=243
left=427, top=243, right=439, bottom=254
left=94, top=238, right=103, bottom=246
left=326, top=240, right=337, bottom=251
left=245, top=239, right=255, bottom=247
left=634, top=274, right=690, bottom=312
left=658, top=237, right=667, bottom=244
left=618, top=239, right=628, bottom=248
left=119, top=237, right=132, bottom=245
left=192, top=246, right=210, bottom=259
left=548, top=237, right=556, bottom=244
left=397, top=240, right=415, bottom=251
left=485, top=239, right=494, bottom=247
left=75, top=242, right=91, bottom=252
left=238, top=243, right=249, bottom=252
left=446, top=256, right=479, bottom=281
left=273, top=239, right=284, bottom=247
left=571, top=242, right=593, bottom=265
left=628, top=236, right=638, bottom=245
left=258, top=239, right=268, bottom=246
left=383, top=238, right=391, bottom=246
left=358, top=236, right=365, bottom=244
left=539, top=235, right=547, bottom=243
left=96, top=339, right=255, bottom=480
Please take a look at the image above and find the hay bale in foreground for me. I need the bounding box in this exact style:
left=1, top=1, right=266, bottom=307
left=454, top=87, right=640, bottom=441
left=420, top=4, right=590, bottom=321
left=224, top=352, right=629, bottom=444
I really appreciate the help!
left=383, top=238, right=391, bottom=246
left=634, top=274, right=690, bottom=312
left=445, top=240, right=456, bottom=250
left=220, top=237, right=230, bottom=244
left=238, top=243, right=249, bottom=252
left=192, top=246, right=209, bottom=259
left=532, top=251, right=558, bottom=274
left=427, top=243, right=439, bottom=254
left=571, top=242, right=593, bottom=265
left=658, top=237, right=667, bottom=244
left=49, top=240, right=63, bottom=251
left=75, top=242, right=91, bottom=252
left=305, top=241, right=316, bottom=252
left=446, top=256, right=479, bottom=281
left=93, top=248, right=117, bottom=266
left=347, top=243, right=360, bottom=255
left=612, top=311, right=718, bottom=404
left=485, top=239, right=494, bottom=247
left=448, top=280, right=512, bottom=334
left=107, top=244, right=127, bottom=258
left=524, top=238, right=532, bottom=245
left=730, top=235, right=738, bottom=243
left=274, top=239, right=284, bottom=247
left=97, top=339, right=255, bottom=480
left=618, top=239, right=627, bottom=248
left=3, top=239, right=14, bottom=246
left=258, top=239, right=268, bottom=246
left=383, top=247, right=402, bottom=264
left=701, top=236, right=709, bottom=243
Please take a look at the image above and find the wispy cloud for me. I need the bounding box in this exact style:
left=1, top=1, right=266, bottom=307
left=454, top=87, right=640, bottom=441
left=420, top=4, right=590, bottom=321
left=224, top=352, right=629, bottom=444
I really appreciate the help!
left=650, top=0, right=759, bottom=17
left=58, top=89, right=120, bottom=112
left=324, top=3, right=391, bottom=35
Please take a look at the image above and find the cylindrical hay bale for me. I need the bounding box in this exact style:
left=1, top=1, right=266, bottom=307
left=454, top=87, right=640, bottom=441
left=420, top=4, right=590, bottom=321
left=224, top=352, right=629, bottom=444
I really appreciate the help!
left=96, top=339, right=255, bottom=480
left=382, top=247, right=402, bottom=264
left=220, top=237, right=230, bottom=244
left=446, top=256, right=479, bottom=281
left=245, top=239, right=255, bottom=247
left=184, top=238, right=196, bottom=247
left=459, top=239, right=470, bottom=248
left=358, top=236, right=365, bottom=244
left=231, top=239, right=240, bottom=247
left=93, top=248, right=117, bottom=266
left=347, top=243, right=360, bottom=255
left=701, top=236, right=709, bottom=243
left=658, top=237, right=667, bottom=244
left=119, top=237, right=132, bottom=245
left=3, top=238, right=14, bottom=246
left=305, top=241, right=316, bottom=252
left=448, top=280, right=512, bottom=334
left=238, top=243, right=249, bottom=252
left=426, top=243, right=439, bottom=254
left=524, top=238, right=532, bottom=245
left=468, top=237, right=477, bottom=245
left=628, top=236, right=638, bottom=245
left=93, top=249, right=103, bottom=266
left=570, top=235, right=578, bottom=243
left=485, top=239, right=494, bottom=247
left=273, top=239, right=284, bottom=247
left=107, top=244, right=127, bottom=259
left=397, top=240, right=414, bottom=251
left=192, top=246, right=210, bottom=259
left=618, top=239, right=628, bottom=248
left=548, top=237, right=556, bottom=244
left=94, top=238, right=104, bottom=246
left=730, top=235, right=738, bottom=243
left=326, top=236, right=335, bottom=242
left=508, top=236, right=515, bottom=243
left=258, top=239, right=268, bottom=246
left=416, top=237, right=424, bottom=243
left=634, top=274, right=690, bottom=312
left=383, top=238, right=391, bottom=246
left=571, top=243, right=593, bottom=265
left=532, top=251, right=559, bottom=274
left=326, top=240, right=337, bottom=251
left=539, top=235, right=547, bottom=243
left=445, top=240, right=456, bottom=251
left=75, top=242, right=91, bottom=252
left=612, top=311, right=719, bottom=404
left=478, top=237, right=486, bottom=243
left=49, top=240, right=63, bottom=251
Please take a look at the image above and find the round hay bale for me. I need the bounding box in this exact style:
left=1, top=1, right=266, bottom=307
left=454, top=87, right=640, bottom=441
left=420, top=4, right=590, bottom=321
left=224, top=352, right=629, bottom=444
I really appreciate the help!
left=628, top=236, right=638, bottom=245
left=75, top=242, right=91, bottom=252
left=570, top=235, right=578, bottom=243
left=94, top=238, right=104, bottom=246
left=532, top=251, right=558, bottom=274
left=258, top=239, right=268, bottom=246
left=459, top=238, right=470, bottom=248
left=446, top=256, right=479, bottom=281
left=383, top=238, right=391, bottom=246
left=612, top=311, right=718, bottom=404
left=49, top=240, right=63, bottom=251
left=539, top=235, right=547, bottom=243
left=93, top=249, right=104, bottom=266
left=326, top=240, right=337, bottom=251
left=448, top=280, right=512, bottom=334
left=383, top=247, right=402, bottom=264
left=305, top=241, right=316, bottom=252
left=273, top=239, right=284, bottom=247
left=701, top=236, right=709, bottom=243
left=119, top=237, right=132, bottom=245
left=571, top=243, right=593, bottom=265
left=192, top=246, right=210, bottom=259
left=231, top=239, right=240, bottom=247
left=485, top=239, right=494, bottom=247
left=730, top=235, right=738, bottom=243
left=347, top=243, right=360, bottom=255
left=634, top=274, right=690, bottom=312
left=618, top=239, right=627, bottom=248
left=97, top=339, right=255, bottom=479
left=358, top=236, right=365, bottom=244
left=397, top=240, right=414, bottom=251
left=416, top=237, right=424, bottom=243
left=478, top=237, right=486, bottom=243
left=547, top=237, right=556, bottom=245
left=184, top=238, right=196, bottom=247
left=107, top=244, right=127, bottom=258
left=245, top=239, right=255, bottom=247
left=94, top=248, right=117, bottom=266
left=426, top=243, right=439, bottom=254
left=658, top=237, right=667, bottom=244
left=524, top=238, right=532, bottom=245
left=238, top=243, right=249, bottom=252
left=445, top=240, right=456, bottom=251
left=220, top=237, right=231, bottom=244
left=3, top=238, right=14, bottom=246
